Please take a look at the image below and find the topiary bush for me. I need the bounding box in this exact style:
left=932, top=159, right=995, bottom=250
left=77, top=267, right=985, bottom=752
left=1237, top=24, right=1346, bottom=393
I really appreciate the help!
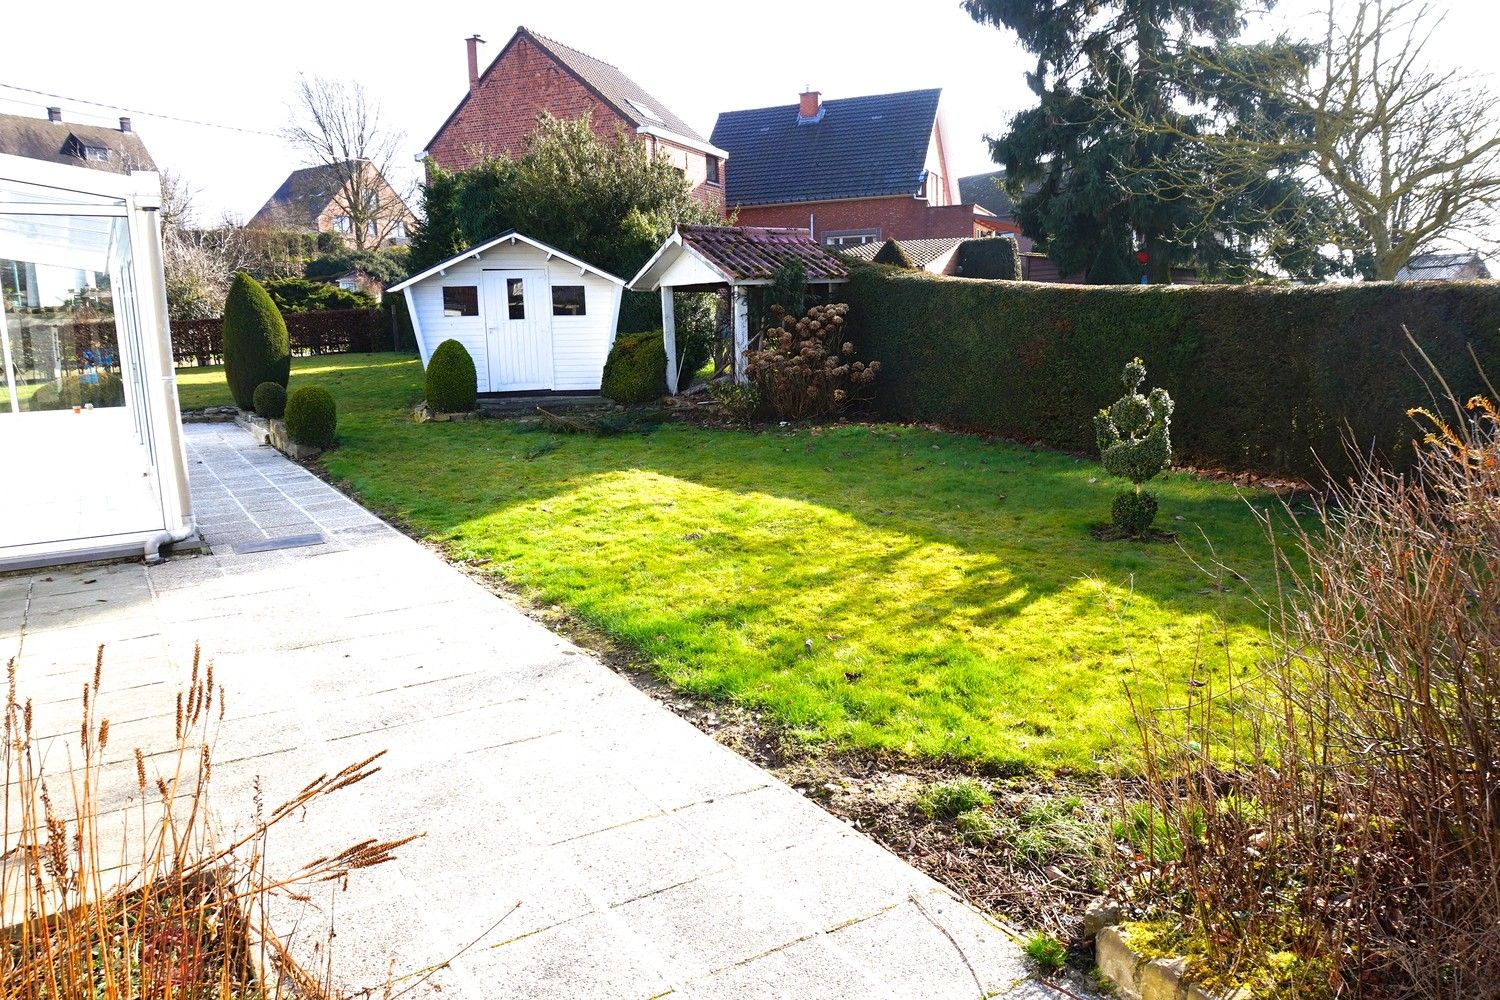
left=955, top=236, right=1022, bottom=280
left=872, top=240, right=917, bottom=269
left=601, top=332, right=667, bottom=404
left=425, top=339, right=478, bottom=413
left=1095, top=357, right=1174, bottom=536
left=284, top=385, right=336, bottom=448
left=222, top=272, right=290, bottom=410
left=252, top=381, right=287, bottom=419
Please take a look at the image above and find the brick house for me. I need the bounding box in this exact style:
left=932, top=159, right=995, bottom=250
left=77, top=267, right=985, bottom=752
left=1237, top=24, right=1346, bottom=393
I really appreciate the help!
left=710, top=89, right=1011, bottom=246
left=247, top=161, right=414, bottom=248
left=421, top=27, right=727, bottom=211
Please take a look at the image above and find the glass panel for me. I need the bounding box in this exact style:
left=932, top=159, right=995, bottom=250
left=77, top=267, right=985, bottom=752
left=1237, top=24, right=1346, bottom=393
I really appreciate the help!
left=551, top=285, right=586, bottom=316
left=507, top=277, right=525, bottom=320
left=0, top=215, right=126, bottom=412
left=0, top=178, right=126, bottom=206
left=442, top=286, right=478, bottom=317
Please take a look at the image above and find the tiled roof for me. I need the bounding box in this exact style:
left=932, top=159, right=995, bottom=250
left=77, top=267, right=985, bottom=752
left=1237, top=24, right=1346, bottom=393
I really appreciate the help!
left=710, top=89, right=941, bottom=206
left=0, top=112, right=156, bottom=175
left=844, top=237, right=967, bottom=269
left=1395, top=252, right=1492, bottom=281
left=681, top=225, right=850, bottom=282
left=247, top=163, right=345, bottom=229
left=958, top=171, right=1015, bottom=219
left=527, top=30, right=706, bottom=143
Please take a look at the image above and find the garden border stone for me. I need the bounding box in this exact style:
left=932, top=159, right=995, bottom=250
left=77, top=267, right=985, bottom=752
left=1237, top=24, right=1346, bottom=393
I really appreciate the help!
left=234, top=410, right=322, bottom=460
left=1096, top=924, right=1243, bottom=1000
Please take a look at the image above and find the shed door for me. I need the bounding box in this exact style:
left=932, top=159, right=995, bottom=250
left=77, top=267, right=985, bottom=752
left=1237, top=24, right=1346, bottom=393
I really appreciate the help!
left=481, top=269, right=552, bottom=392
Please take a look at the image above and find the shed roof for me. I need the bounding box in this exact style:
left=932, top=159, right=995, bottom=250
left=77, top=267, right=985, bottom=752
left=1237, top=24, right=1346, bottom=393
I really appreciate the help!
left=388, top=230, right=625, bottom=293
left=1395, top=252, right=1492, bottom=281
left=710, top=89, right=940, bottom=207
left=630, top=225, right=851, bottom=290
left=0, top=112, right=156, bottom=175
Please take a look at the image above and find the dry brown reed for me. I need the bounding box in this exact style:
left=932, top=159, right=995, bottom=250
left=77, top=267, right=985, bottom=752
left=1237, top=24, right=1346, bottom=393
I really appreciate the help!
left=1119, top=375, right=1500, bottom=998
left=1, top=644, right=419, bottom=999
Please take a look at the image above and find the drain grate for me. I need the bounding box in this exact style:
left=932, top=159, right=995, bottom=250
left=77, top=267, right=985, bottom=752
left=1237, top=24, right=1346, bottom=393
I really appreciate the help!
left=232, top=532, right=326, bottom=554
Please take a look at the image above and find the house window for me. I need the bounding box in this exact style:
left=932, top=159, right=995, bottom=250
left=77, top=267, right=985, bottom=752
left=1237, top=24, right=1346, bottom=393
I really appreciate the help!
left=366, top=219, right=378, bottom=238
left=391, top=220, right=407, bottom=239
left=507, top=277, right=526, bottom=320
left=333, top=215, right=352, bottom=235
left=82, top=145, right=110, bottom=162
left=551, top=285, right=586, bottom=316
left=822, top=230, right=880, bottom=248
left=706, top=156, right=720, bottom=185
left=442, top=286, right=478, bottom=317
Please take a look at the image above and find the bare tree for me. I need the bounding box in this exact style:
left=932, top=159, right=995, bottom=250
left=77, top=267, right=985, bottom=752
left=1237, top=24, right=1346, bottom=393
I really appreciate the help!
left=159, top=171, right=233, bottom=320
left=285, top=76, right=411, bottom=251
left=1111, top=0, right=1500, bottom=279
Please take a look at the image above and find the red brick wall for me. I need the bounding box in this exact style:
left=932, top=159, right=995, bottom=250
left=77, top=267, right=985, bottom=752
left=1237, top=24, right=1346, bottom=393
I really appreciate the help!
left=428, top=36, right=629, bottom=172
left=731, top=198, right=1000, bottom=241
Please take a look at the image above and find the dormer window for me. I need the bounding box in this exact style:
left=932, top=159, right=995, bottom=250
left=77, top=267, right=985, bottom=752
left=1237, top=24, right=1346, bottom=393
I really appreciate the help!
left=83, top=145, right=110, bottom=162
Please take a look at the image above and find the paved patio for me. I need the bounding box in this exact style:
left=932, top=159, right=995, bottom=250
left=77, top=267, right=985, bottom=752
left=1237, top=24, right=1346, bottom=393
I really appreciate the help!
left=3, top=422, right=1064, bottom=999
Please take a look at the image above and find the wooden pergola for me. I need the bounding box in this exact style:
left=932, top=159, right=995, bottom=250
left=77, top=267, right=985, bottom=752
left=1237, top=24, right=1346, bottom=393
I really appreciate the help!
left=629, top=225, right=850, bottom=393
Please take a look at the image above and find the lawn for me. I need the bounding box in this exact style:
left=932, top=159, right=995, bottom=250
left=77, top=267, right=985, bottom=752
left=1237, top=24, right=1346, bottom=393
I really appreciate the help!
left=177, top=354, right=1280, bottom=772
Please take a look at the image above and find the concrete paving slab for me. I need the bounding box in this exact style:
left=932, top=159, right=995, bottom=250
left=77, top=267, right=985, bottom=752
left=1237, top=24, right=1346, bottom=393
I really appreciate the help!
left=0, top=422, right=1065, bottom=999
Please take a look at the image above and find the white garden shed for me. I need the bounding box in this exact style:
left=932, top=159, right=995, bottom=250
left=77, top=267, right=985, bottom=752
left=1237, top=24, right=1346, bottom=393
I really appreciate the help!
left=390, top=232, right=625, bottom=394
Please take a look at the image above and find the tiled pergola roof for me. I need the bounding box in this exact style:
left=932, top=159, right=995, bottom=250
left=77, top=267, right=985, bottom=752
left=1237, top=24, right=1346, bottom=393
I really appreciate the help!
left=677, top=225, right=850, bottom=283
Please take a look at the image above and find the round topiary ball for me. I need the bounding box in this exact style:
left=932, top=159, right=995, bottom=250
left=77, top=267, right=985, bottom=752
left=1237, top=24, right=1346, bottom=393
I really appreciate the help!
left=1112, top=490, right=1159, bottom=536
left=252, top=381, right=287, bottom=419
left=284, top=385, right=337, bottom=448
left=600, top=332, right=668, bottom=404
left=425, top=339, right=478, bottom=413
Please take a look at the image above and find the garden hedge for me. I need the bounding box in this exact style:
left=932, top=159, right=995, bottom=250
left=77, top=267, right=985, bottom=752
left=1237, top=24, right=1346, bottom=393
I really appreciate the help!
left=955, top=236, right=1022, bottom=280
left=425, top=339, right=478, bottom=413
left=847, top=266, right=1500, bottom=481
left=222, top=273, right=291, bottom=410
left=285, top=385, right=337, bottom=448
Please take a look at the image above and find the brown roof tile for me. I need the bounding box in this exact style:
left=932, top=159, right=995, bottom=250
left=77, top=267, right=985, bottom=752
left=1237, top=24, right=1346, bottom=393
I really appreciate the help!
left=679, top=225, right=850, bottom=282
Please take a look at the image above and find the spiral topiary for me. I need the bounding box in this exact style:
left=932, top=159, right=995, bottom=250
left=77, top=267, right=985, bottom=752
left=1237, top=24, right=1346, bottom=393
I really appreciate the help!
left=425, top=339, right=478, bottom=413
left=1094, top=357, right=1173, bottom=535
left=252, top=381, right=287, bottom=419
left=284, top=385, right=337, bottom=448
left=222, top=272, right=290, bottom=411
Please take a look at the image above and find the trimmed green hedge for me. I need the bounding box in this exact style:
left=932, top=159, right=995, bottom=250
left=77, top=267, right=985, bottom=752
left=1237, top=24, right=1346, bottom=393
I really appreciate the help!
left=223, top=272, right=291, bottom=410
left=426, top=339, right=478, bottom=413
left=252, top=381, right=287, bottom=418
left=285, top=385, right=337, bottom=448
left=847, top=266, right=1500, bottom=481
left=872, top=240, right=917, bottom=269
left=601, top=331, right=667, bottom=403
left=955, top=236, right=1022, bottom=280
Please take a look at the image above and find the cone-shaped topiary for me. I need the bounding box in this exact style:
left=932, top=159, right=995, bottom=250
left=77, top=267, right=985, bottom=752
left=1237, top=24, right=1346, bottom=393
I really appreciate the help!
left=284, top=385, right=336, bottom=448
left=1094, top=357, right=1173, bottom=535
left=425, top=339, right=478, bottom=413
left=601, top=332, right=668, bottom=404
left=223, top=272, right=290, bottom=410
left=872, top=240, right=917, bottom=269
left=252, top=381, right=287, bottom=418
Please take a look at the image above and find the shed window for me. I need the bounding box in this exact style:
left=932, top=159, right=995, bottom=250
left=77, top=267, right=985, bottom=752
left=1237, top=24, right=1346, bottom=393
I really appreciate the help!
left=551, top=285, right=586, bottom=316
left=442, top=285, right=478, bottom=317
left=507, top=277, right=525, bottom=319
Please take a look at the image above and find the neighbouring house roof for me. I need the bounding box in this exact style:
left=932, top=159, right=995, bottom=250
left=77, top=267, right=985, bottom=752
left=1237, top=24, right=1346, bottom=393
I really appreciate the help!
left=247, top=161, right=412, bottom=232
left=630, top=225, right=851, bottom=290
left=388, top=230, right=625, bottom=293
left=424, top=27, right=710, bottom=155
left=844, top=237, right=967, bottom=270
left=1395, top=252, right=1492, bottom=281
left=958, top=171, right=1015, bottom=219
left=0, top=112, right=156, bottom=175
left=710, top=89, right=942, bottom=207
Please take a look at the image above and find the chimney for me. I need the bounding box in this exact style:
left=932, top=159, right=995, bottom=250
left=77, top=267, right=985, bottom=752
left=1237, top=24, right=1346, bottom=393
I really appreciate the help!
left=118, top=116, right=132, bottom=133
left=798, top=89, right=822, bottom=122
left=466, top=34, right=485, bottom=92
left=47, top=106, right=62, bottom=123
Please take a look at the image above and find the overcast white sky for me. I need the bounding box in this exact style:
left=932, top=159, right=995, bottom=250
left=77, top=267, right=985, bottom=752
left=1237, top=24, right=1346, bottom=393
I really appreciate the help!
left=1, top=0, right=1493, bottom=222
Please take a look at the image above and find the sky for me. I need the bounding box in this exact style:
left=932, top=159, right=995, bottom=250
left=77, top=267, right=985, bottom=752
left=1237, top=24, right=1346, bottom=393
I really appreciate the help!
left=0, top=0, right=1494, bottom=223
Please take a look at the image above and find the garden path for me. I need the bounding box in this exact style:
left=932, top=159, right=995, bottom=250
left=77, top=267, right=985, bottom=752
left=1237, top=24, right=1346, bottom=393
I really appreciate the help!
left=2, top=422, right=1068, bottom=999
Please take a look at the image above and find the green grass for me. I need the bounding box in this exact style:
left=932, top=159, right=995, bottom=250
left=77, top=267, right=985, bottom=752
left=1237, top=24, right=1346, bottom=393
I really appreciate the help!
left=176, top=354, right=1281, bottom=772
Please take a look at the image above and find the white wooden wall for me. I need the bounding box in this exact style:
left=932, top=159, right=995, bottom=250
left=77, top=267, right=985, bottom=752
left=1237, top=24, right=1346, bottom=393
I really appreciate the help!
left=407, top=242, right=622, bottom=393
